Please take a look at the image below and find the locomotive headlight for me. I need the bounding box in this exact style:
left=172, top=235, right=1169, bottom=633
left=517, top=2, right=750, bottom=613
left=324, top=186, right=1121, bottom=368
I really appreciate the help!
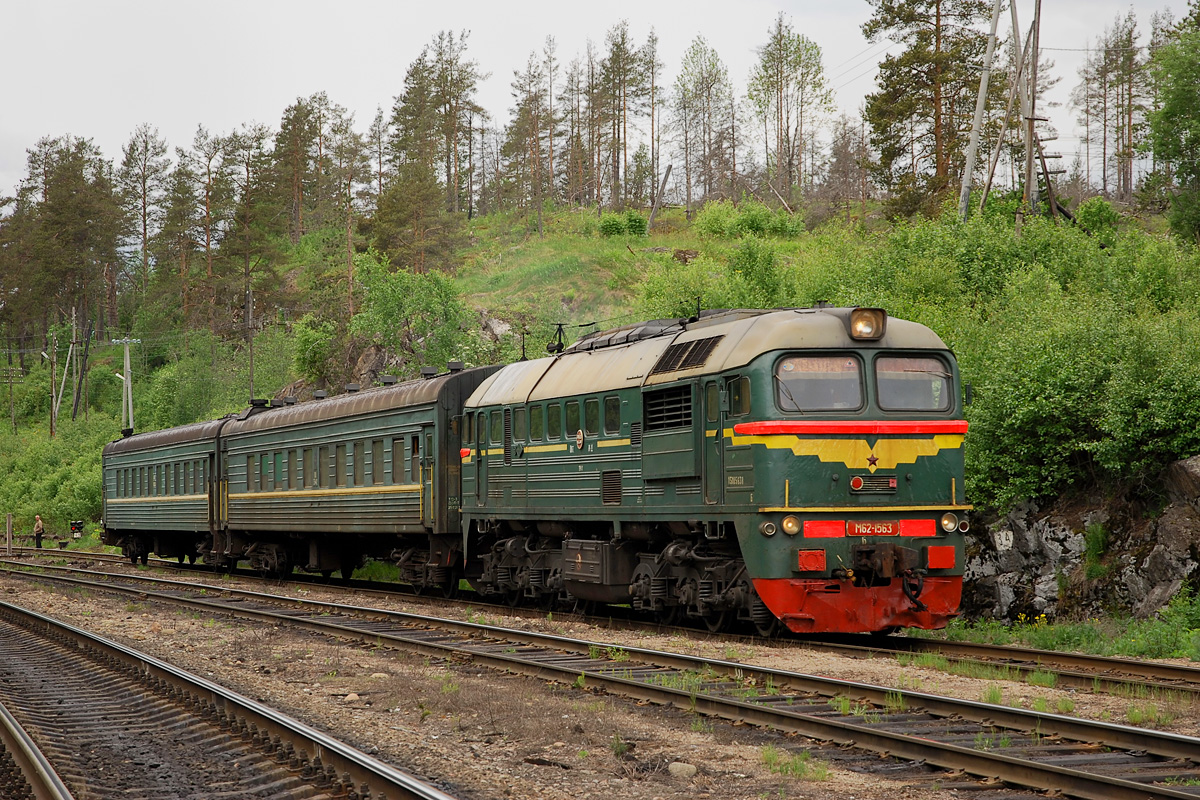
left=759, top=521, right=778, bottom=536
left=781, top=515, right=802, bottom=536
left=940, top=512, right=959, bottom=532
left=849, top=308, right=887, bottom=340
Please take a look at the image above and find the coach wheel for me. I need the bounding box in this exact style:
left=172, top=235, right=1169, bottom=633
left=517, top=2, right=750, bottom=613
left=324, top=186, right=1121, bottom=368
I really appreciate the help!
left=177, top=555, right=185, bottom=564
left=441, top=570, right=462, bottom=599
left=320, top=570, right=334, bottom=580
left=129, top=552, right=139, bottom=566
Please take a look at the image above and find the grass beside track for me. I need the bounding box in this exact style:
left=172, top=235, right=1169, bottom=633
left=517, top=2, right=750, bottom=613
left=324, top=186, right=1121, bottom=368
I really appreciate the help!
left=912, top=589, right=1200, bottom=661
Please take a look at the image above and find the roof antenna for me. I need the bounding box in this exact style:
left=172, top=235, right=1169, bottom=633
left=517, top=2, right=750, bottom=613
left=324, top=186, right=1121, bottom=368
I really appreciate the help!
left=690, top=296, right=701, bottom=323
left=519, top=327, right=528, bottom=362
left=546, top=323, right=565, bottom=354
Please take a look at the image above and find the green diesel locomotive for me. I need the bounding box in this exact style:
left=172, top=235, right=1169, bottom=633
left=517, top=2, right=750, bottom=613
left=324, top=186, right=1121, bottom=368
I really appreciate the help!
left=102, top=306, right=969, bottom=635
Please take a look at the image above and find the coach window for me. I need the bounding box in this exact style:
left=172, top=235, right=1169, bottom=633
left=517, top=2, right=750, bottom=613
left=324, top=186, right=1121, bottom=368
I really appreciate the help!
left=275, top=451, right=285, bottom=490
left=336, top=444, right=347, bottom=487
left=566, top=401, right=581, bottom=436
left=354, top=441, right=365, bottom=486
left=392, top=439, right=405, bottom=483
left=604, top=396, right=620, bottom=434
left=490, top=410, right=503, bottom=444
left=260, top=453, right=270, bottom=490
left=514, top=407, right=527, bottom=441
left=547, top=402, right=562, bottom=439
left=288, top=450, right=298, bottom=489
left=529, top=405, right=544, bottom=441
left=410, top=436, right=420, bottom=483
left=318, top=446, right=330, bottom=488
left=584, top=398, right=600, bottom=436
left=372, top=440, right=384, bottom=485
left=729, top=376, right=751, bottom=416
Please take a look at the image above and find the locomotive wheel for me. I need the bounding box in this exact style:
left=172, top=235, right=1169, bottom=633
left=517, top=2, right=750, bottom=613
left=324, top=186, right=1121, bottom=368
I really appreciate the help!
left=320, top=570, right=334, bottom=580
left=703, top=608, right=731, bottom=633
left=140, top=553, right=148, bottom=566
left=753, top=616, right=780, bottom=638
left=504, top=589, right=523, bottom=608
left=129, top=552, right=138, bottom=566
left=659, top=603, right=682, bottom=626
left=177, top=555, right=185, bottom=564
left=441, top=573, right=461, bottom=599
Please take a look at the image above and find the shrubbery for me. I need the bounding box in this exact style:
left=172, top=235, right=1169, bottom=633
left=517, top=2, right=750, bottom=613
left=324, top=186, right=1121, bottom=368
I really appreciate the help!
left=694, top=199, right=803, bottom=238
left=637, top=211, right=1200, bottom=509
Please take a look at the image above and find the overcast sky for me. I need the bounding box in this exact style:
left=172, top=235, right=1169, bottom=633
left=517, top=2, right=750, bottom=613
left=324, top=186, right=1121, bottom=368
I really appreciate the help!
left=0, top=0, right=1186, bottom=199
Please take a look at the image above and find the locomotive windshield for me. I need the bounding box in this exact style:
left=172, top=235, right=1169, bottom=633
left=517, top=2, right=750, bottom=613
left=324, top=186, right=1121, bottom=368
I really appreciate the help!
left=875, top=355, right=952, bottom=411
left=775, top=355, right=863, bottom=411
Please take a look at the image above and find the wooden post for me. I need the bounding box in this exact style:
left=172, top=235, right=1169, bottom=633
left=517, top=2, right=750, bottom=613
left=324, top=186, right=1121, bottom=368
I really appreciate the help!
left=647, top=164, right=672, bottom=231
left=5, top=514, right=11, bottom=557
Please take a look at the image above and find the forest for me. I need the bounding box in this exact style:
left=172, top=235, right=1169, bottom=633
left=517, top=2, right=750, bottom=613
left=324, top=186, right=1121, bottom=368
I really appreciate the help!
left=3, top=3, right=1200, bottom=537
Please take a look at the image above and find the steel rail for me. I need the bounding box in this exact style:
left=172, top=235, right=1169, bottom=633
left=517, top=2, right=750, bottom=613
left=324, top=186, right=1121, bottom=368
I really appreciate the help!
left=5, top=566, right=1200, bottom=800
left=0, top=698, right=75, bottom=800
left=0, top=600, right=460, bottom=800
left=24, top=550, right=1200, bottom=697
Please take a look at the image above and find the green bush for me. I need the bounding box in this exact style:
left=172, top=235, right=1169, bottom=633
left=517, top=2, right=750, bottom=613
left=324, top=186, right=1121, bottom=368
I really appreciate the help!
left=1075, top=196, right=1121, bottom=247
left=598, top=213, right=627, bottom=237
left=623, top=210, right=648, bottom=236
left=694, top=200, right=738, bottom=238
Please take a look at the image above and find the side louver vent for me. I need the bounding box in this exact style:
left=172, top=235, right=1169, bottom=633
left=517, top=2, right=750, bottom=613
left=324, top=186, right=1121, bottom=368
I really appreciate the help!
left=601, top=470, right=623, bottom=504
left=629, top=422, right=643, bottom=449
left=644, top=386, right=692, bottom=430
left=649, top=336, right=724, bottom=376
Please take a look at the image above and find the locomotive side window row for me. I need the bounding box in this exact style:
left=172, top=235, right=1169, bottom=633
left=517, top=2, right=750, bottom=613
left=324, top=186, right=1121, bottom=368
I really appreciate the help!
left=114, top=459, right=207, bottom=498
left=244, top=434, right=424, bottom=492
left=471, top=395, right=624, bottom=449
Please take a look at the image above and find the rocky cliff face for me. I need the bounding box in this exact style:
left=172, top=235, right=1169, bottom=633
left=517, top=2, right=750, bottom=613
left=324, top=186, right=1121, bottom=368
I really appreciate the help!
left=963, top=457, right=1200, bottom=621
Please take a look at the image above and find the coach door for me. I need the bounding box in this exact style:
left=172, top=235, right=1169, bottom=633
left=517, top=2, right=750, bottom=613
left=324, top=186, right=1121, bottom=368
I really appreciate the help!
left=702, top=381, right=724, bottom=505
left=420, top=427, right=435, bottom=529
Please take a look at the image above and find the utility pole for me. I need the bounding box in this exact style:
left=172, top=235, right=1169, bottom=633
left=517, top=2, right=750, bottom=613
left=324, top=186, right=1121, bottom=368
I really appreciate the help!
left=72, top=321, right=94, bottom=422
left=2, top=366, right=18, bottom=435
left=958, top=0, right=1003, bottom=221
left=112, top=338, right=140, bottom=434
left=48, top=335, right=56, bottom=438
left=1017, top=0, right=1042, bottom=236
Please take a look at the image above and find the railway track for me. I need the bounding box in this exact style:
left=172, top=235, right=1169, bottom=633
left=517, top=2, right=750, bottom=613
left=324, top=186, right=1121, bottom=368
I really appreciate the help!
left=5, top=561, right=1200, bottom=799
left=0, top=597, right=460, bottom=800
left=18, top=548, right=1200, bottom=704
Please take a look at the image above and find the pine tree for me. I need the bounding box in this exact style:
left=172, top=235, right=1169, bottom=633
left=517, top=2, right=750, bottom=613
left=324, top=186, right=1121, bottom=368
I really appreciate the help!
left=748, top=14, right=833, bottom=202
left=863, top=0, right=993, bottom=213
left=117, top=124, right=170, bottom=295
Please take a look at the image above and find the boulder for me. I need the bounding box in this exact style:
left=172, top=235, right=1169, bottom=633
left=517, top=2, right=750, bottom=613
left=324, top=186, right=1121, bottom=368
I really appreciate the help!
left=1164, top=456, right=1200, bottom=508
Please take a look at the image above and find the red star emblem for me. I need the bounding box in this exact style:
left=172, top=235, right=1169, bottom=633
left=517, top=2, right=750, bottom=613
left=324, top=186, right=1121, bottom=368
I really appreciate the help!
left=867, top=454, right=879, bottom=467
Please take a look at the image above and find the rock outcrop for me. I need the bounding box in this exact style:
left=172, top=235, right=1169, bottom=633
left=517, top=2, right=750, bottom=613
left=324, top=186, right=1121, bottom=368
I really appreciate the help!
left=965, top=457, right=1200, bottom=622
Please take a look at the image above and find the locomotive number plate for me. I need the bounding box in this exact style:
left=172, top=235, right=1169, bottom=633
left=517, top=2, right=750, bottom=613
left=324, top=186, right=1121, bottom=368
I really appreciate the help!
left=849, top=520, right=899, bottom=536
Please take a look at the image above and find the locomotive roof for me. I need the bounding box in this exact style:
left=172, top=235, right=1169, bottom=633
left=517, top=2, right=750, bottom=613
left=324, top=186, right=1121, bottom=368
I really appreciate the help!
left=467, top=307, right=949, bottom=407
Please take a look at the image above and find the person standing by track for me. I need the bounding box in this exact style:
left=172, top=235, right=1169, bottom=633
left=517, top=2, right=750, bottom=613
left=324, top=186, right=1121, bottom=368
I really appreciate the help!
left=32, top=515, right=43, bottom=548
